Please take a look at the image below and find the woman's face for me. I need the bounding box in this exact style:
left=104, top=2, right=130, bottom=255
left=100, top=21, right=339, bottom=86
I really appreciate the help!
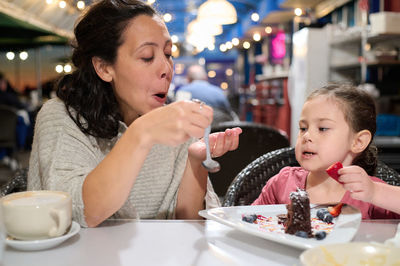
left=107, top=14, right=173, bottom=124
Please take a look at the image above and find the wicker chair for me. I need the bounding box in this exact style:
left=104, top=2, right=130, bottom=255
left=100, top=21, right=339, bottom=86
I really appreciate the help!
left=209, top=121, right=290, bottom=197
left=0, top=168, right=27, bottom=197
left=223, top=147, right=400, bottom=207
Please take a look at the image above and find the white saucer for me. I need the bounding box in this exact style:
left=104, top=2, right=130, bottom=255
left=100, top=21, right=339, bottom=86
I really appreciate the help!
left=6, top=221, right=80, bottom=251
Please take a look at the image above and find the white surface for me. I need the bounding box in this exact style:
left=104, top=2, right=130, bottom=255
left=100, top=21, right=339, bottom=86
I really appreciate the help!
left=199, top=205, right=361, bottom=250
left=300, top=242, right=400, bottom=266
left=288, top=26, right=330, bottom=145
left=2, top=219, right=399, bottom=266
left=5, top=221, right=80, bottom=251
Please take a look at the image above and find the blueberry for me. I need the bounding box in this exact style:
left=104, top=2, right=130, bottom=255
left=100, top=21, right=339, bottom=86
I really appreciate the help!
left=317, top=209, right=329, bottom=220
left=316, top=209, right=333, bottom=223
left=242, top=214, right=257, bottom=223
left=315, top=231, right=327, bottom=240
left=295, top=231, right=309, bottom=238
left=323, top=213, right=333, bottom=223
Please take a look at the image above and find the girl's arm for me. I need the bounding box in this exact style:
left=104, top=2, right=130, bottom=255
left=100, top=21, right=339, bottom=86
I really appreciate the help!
left=371, top=182, right=400, bottom=215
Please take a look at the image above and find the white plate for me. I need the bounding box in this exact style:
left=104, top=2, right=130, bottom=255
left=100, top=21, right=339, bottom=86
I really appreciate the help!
left=199, top=204, right=361, bottom=250
left=6, top=221, right=80, bottom=251
left=300, top=242, right=400, bottom=265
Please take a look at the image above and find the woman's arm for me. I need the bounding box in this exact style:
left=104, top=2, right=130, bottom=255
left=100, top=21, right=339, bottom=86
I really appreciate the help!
left=83, top=101, right=214, bottom=226
left=82, top=126, right=151, bottom=227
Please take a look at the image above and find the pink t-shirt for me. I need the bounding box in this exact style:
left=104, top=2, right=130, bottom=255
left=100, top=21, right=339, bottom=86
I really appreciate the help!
left=252, top=166, right=400, bottom=220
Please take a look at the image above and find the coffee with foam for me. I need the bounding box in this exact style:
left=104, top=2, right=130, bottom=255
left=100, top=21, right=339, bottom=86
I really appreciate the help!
left=1, top=191, right=72, bottom=240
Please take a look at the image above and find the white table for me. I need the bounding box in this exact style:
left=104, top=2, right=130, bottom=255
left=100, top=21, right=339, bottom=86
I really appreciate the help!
left=3, top=219, right=399, bottom=266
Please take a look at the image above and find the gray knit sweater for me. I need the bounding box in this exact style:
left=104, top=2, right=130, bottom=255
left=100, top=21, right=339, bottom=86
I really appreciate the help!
left=28, top=98, right=220, bottom=227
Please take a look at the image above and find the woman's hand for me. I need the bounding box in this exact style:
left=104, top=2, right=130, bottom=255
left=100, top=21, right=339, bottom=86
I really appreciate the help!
left=131, top=100, right=213, bottom=148
left=188, top=127, right=243, bottom=162
left=338, top=165, right=376, bottom=203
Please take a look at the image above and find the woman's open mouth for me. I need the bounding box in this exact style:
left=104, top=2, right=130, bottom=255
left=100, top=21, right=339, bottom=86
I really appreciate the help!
left=153, top=93, right=167, bottom=103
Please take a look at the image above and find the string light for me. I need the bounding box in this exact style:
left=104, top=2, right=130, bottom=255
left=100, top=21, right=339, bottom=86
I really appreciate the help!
left=253, top=33, right=261, bottom=41
left=59, top=0, right=66, bottom=8
left=77, top=1, right=85, bottom=10
left=19, top=51, right=28, bottom=60
left=294, top=8, right=302, bottom=16
left=163, top=13, right=172, bottom=23
left=208, top=70, right=216, bottom=78
left=6, top=52, right=15, bottom=60
left=251, top=13, right=259, bottom=22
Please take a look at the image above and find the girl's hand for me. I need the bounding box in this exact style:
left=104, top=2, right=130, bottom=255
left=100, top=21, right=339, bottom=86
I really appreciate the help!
left=338, top=165, right=376, bottom=203
left=131, top=100, right=213, bottom=148
left=188, top=127, right=243, bottom=161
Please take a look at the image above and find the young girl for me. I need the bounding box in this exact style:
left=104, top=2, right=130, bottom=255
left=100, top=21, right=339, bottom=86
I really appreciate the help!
left=252, top=84, right=400, bottom=219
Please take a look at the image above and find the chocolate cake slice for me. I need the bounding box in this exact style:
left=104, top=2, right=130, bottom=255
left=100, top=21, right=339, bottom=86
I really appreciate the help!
left=284, top=189, right=312, bottom=237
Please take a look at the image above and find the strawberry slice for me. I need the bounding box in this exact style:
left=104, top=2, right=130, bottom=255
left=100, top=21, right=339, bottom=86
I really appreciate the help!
left=326, top=162, right=343, bottom=184
left=328, top=203, right=344, bottom=217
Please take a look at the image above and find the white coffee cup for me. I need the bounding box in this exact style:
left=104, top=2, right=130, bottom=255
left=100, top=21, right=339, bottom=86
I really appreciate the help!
left=1, top=191, right=72, bottom=240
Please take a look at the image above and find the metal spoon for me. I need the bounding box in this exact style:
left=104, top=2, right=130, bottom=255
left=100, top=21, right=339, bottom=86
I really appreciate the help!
left=202, top=125, right=221, bottom=173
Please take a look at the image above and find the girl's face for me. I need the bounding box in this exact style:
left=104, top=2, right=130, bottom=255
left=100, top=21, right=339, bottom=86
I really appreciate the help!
left=295, top=96, right=357, bottom=173
left=106, top=14, right=173, bottom=124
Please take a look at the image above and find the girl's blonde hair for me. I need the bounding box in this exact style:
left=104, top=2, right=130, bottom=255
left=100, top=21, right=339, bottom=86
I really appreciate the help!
left=307, top=84, right=378, bottom=175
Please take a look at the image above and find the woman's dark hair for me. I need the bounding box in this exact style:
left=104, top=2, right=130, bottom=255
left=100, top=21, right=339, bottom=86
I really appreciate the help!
left=307, top=84, right=378, bottom=175
left=56, top=0, right=156, bottom=139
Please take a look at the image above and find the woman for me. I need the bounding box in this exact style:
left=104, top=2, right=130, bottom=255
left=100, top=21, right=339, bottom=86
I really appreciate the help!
left=27, top=0, right=242, bottom=227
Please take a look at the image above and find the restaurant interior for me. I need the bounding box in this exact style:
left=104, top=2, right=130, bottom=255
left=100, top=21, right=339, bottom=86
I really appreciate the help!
left=0, top=0, right=400, bottom=265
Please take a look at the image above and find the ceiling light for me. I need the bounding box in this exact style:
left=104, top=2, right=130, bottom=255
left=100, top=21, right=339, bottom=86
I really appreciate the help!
left=171, top=35, right=179, bottom=43
left=55, top=65, right=63, bottom=73
left=6, top=52, right=15, bottom=60
left=19, top=51, right=28, bottom=60
left=251, top=13, right=259, bottom=22
left=225, top=68, right=233, bottom=76
left=188, top=19, right=222, bottom=36
left=77, top=1, right=85, bottom=10
left=163, top=13, right=172, bottom=23
left=294, top=8, right=302, bottom=16
left=253, top=33, right=261, bottom=42
left=220, top=82, right=228, bottom=90
left=243, top=41, right=250, bottom=49
left=59, top=0, right=66, bottom=8
left=64, top=64, right=72, bottom=73
left=265, top=26, right=272, bottom=34
left=232, top=38, right=239, bottom=46
left=197, top=0, right=237, bottom=25
left=219, top=44, right=227, bottom=52
left=208, top=70, right=216, bottom=78
left=198, top=58, right=206, bottom=65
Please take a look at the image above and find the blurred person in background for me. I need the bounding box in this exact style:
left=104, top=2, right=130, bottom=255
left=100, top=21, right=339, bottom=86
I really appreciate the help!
left=0, top=72, right=25, bottom=110
left=176, top=65, right=238, bottom=126
left=176, top=65, right=231, bottom=111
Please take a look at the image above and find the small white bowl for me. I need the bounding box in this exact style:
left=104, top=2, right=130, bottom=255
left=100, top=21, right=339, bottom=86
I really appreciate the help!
left=300, top=242, right=400, bottom=266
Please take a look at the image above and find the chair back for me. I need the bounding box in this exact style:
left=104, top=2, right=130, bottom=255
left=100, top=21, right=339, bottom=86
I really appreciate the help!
left=223, top=146, right=400, bottom=206
left=223, top=147, right=298, bottom=206
left=0, top=168, right=27, bottom=197
left=0, top=105, right=18, bottom=149
left=209, top=121, right=290, bottom=197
